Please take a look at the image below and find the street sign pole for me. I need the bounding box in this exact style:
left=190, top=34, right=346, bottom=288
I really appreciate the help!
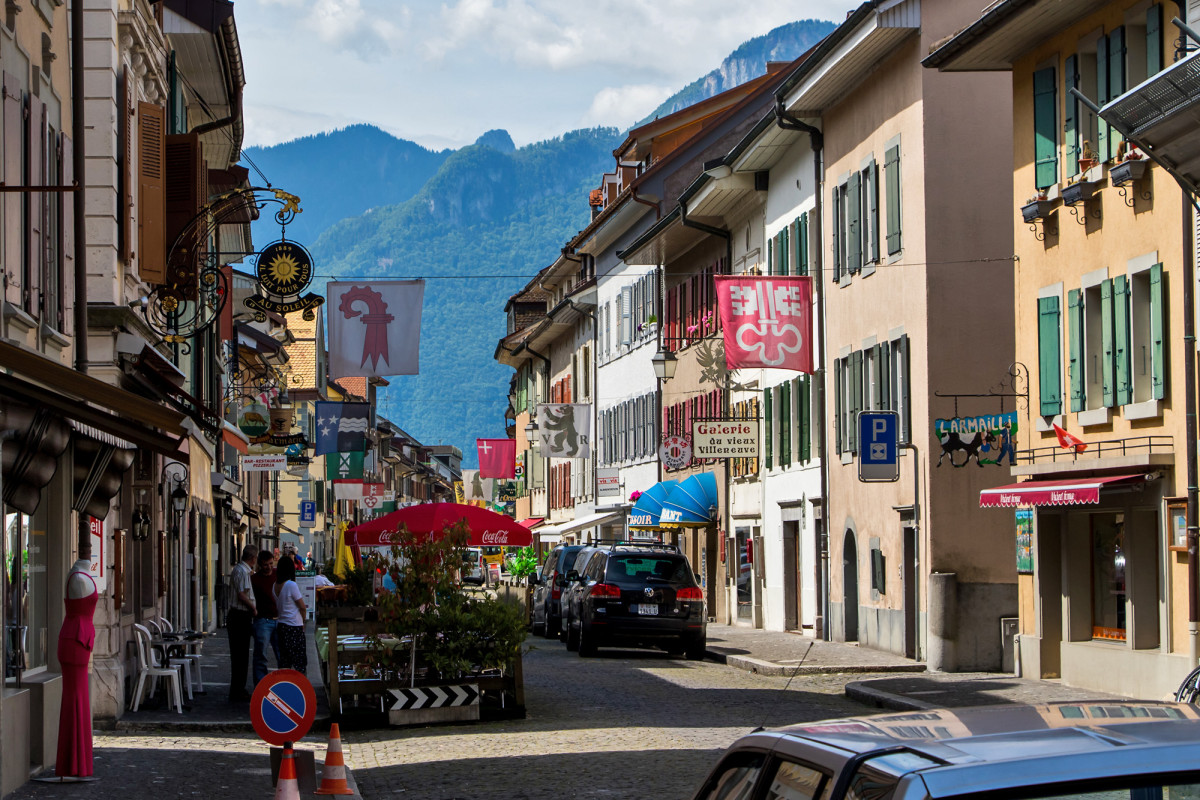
left=858, top=411, right=900, bottom=483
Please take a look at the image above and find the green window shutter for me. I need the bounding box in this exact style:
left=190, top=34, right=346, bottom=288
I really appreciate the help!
left=834, top=359, right=843, bottom=454
left=1101, top=278, right=1116, bottom=408
left=884, top=145, right=902, bottom=255
left=798, top=213, right=809, bottom=276
left=1038, top=295, right=1063, bottom=416
left=1068, top=289, right=1085, bottom=412
left=767, top=233, right=774, bottom=276
left=847, top=171, right=862, bottom=273
left=1107, top=27, right=1126, bottom=160
left=1150, top=263, right=1165, bottom=399
left=831, top=185, right=842, bottom=281
left=789, top=218, right=800, bottom=276
left=799, top=377, right=811, bottom=464
left=764, top=388, right=773, bottom=469
left=867, top=159, right=879, bottom=264
left=1147, top=5, right=1163, bottom=77
left=780, top=381, right=791, bottom=467
left=780, top=225, right=790, bottom=276
left=849, top=350, right=863, bottom=453
left=1064, top=55, right=1079, bottom=179
left=1113, top=275, right=1132, bottom=406
left=1033, top=67, right=1058, bottom=189
left=1098, top=34, right=1110, bottom=161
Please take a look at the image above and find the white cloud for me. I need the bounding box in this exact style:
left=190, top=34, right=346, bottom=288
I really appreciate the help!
left=582, top=84, right=674, bottom=129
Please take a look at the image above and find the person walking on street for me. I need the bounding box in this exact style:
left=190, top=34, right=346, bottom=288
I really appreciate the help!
left=226, top=544, right=258, bottom=702
left=274, top=556, right=308, bottom=674
left=250, top=550, right=280, bottom=685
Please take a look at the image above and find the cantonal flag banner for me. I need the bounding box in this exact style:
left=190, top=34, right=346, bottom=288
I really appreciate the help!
left=477, top=438, right=516, bottom=479
left=461, top=470, right=495, bottom=506
left=536, top=404, right=592, bottom=459
left=313, top=401, right=370, bottom=455
left=715, top=275, right=813, bottom=372
left=328, top=280, right=425, bottom=379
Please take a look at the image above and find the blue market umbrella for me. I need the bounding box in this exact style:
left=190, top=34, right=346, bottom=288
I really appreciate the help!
left=660, top=472, right=719, bottom=527
left=628, top=479, right=678, bottom=530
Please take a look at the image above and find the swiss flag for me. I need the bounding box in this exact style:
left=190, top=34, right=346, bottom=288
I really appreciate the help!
left=477, top=438, right=516, bottom=479
left=1052, top=423, right=1088, bottom=453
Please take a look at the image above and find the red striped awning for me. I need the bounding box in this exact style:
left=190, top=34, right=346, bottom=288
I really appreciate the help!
left=980, top=474, right=1147, bottom=508
left=518, top=517, right=544, bottom=529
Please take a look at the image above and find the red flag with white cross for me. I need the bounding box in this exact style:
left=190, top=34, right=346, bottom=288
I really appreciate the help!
left=477, top=439, right=516, bottom=479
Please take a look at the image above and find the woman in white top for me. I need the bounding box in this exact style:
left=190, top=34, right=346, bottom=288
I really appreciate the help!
left=273, top=556, right=308, bottom=673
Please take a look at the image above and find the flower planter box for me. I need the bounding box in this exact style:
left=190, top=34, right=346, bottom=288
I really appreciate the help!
left=1021, top=199, right=1054, bottom=223
left=1110, top=159, right=1149, bottom=185
left=1061, top=180, right=1097, bottom=206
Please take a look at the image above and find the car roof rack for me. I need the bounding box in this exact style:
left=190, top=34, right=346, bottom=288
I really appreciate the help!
left=604, top=540, right=681, bottom=554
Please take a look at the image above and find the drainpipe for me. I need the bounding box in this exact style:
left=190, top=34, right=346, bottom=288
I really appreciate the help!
left=71, top=0, right=87, bottom=374
left=775, top=100, right=830, bottom=640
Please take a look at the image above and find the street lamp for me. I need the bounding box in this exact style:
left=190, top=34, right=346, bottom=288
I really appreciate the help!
left=161, top=462, right=190, bottom=538
left=524, top=419, right=540, bottom=450
left=651, top=348, right=677, bottom=381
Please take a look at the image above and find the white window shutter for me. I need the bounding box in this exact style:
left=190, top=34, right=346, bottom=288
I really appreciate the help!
left=621, top=287, right=633, bottom=344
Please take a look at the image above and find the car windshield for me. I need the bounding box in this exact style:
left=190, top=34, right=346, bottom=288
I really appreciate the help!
left=609, top=555, right=690, bottom=584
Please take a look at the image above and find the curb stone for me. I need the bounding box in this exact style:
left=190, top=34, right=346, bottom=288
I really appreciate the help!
left=707, top=647, right=929, bottom=678
left=844, top=680, right=938, bottom=711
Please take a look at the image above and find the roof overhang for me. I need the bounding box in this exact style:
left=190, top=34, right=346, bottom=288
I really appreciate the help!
left=780, top=1, right=919, bottom=115
left=923, top=0, right=1112, bottom=72
left=574, top=197, right=652, bottom=258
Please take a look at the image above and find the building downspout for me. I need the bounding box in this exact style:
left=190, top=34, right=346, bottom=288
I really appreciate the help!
left=775, top=100, right=830, bottom=640
left=71, top=0, right=88, bottom=377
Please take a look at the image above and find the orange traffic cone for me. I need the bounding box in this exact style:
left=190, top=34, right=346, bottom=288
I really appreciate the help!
left=315, top=723, right=354, bottom=795
left=274, top=745, right=301, bottom=800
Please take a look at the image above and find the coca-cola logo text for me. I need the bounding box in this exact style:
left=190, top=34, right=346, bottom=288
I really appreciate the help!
left=480, top=531, right=509, bottom=544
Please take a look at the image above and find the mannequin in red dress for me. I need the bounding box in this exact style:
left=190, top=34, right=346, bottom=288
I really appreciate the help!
left=55, top=560, right=97, bottom=779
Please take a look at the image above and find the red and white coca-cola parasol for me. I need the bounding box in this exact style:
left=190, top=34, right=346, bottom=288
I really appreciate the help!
left=344, top=502, right=533, bottom=548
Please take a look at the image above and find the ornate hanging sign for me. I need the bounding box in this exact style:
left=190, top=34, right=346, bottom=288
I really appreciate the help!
left=244, top=240, right=325, bottom=321
left=237, top=401, right=270, bottom=438
left=659, top=435, right=692, bottom=471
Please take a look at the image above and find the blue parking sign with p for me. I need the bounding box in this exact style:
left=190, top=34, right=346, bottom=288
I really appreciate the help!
left=299, top=501, right=316, bottom=526
left=858, top=411, right=899, bottom=482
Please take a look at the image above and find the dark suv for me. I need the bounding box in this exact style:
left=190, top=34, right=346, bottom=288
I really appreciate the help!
left=530, top=544, right=588, bottom=640
left=564, top=542, right=706, bottom=659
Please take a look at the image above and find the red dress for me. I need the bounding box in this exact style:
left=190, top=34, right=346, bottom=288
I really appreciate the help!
left=56, top=572, right=97, bottom=777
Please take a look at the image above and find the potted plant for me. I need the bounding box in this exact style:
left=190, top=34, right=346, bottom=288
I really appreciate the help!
left=1021, top=190, right=1053, bottom=223
left=1111, top=141, right=1149, bottom=185
left=1077, top=140, right=1099, bottom=173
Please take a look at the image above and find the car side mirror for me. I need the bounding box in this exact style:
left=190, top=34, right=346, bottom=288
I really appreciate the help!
left=566, top=570, right=580, bottom=583
left=554, top=575, right=567, bottom=588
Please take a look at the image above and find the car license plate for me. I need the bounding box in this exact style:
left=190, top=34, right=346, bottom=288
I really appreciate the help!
left=636, top=604, right=659, bottom=616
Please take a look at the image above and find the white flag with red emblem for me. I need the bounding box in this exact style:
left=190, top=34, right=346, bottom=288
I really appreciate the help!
left=328, top=280, right=425, bottom=379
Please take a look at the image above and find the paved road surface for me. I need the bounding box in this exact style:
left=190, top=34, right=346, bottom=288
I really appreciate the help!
left=346, top=639, right=879, bottom=800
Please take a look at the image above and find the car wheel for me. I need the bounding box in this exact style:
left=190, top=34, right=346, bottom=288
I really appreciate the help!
left=544, top=612, right=559, bottom=640
left=578, top=622, right=597, bottom=657
left=685, top=637, right=707, bottom=661
left=566, top=620, right=580, bottom=652
left=531, top=615, right=545, bottom=635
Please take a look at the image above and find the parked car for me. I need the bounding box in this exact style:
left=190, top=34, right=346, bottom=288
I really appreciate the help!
left=689, top=702, right=1200, bottom=800
left=559, top=544, right=603, bottom=652
left=565, top=542, right=706, bottom=659
left=529, top=544, right=588, bottom=639
left=461, top=547, right=486, bottom=585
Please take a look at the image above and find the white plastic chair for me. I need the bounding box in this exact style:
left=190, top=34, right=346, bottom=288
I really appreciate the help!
left=160, top=617, right=205, bottom=695
left=130, top=624, right=185, bottom=713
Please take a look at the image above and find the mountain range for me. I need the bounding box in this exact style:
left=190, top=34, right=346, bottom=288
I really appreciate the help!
left=241, top=19, right=836, bottom=467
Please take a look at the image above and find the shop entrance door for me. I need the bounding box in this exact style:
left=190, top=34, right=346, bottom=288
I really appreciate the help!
left=843, top=531, right=859, bottom=641
left=783, top=522, right=799, bottom=631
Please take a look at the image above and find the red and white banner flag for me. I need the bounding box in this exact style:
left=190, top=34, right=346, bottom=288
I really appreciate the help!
left=1052, top=423, right=1088, bottom=453
left=715, top=275, right=813, bottom=372
left=328, top=280, right=425, bottom=379
left=477, top=438, right=516, bottom=479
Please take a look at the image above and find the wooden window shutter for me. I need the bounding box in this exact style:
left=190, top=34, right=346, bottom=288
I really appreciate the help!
left=1113, top=275, right=1132, bottom=406
left=27, top=93, right=44, bottom=317
left=763, top=387, right=773, bottom=469
left=119, top=69, right=133, bottom=264
left=898, top=335, right=911, bottom=443
left=847, top=171, right=861, bottom=273
left=1147, top=5, right=1163, bottom=77
left=3, top=74, right=20, bottom=308
left=849, top=350, right=863, bottom=453
left=1098, top=34, right=1110, bottom=161
left=780, top=380, right=791, bottom=467
left=137, top=102, right=167, bottom=284
left=867, top=159, right=879, bottom=264
left=1064, top=55, right=1079, bottom=179
left=884, top=146, right=902, bottom=254
left=799, top=376, right=811, bottom=464
left=766, top=232, right=774, bottom=275
left=1101, top=278, right=1115, bottom=408
left=831, top=183, right=843, bottom=280
left=1033, top=67, right=1058, bottom=189
left=1068, top=288, right=1085, bottom=412
left=59, top=134, right=73, bottom=335
left=1107, top=27, right=1127, bottom=160
left=833, top=358, right=843, bottom=455
left=1150, top=263, right=1166, bottom=399
left=1038, top=295, right=1063, bottom=416
left=780, top=224, right=789, bottom=276
left=798, top=213, right=809, bottom=276
left=165, top=131, right=204, bottom=287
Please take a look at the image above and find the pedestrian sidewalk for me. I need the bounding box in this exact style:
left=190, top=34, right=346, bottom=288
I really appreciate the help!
left=704, top=623, right=1129, bottom=709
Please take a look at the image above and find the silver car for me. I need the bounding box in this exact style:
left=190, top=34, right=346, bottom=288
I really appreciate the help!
left=691, top=701, right=1200, bottom=800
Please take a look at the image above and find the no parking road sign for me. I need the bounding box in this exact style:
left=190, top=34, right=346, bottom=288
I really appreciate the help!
left=250, top=669, right=316, bottom=746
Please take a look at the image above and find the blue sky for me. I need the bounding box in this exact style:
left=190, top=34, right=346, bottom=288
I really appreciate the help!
left=237, top=0, right=861, bottom=151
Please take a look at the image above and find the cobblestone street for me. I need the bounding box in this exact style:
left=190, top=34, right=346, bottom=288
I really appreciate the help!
left=344, top=640, right=882, bottom=800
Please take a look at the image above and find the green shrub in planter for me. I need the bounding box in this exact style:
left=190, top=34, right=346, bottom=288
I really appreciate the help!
left=506, top=546, right=539, bottom=579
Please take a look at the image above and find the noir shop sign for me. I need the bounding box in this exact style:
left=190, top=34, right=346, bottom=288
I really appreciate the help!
left=692, top=420, right=759, bottom=459
left=244, top=240, right=325, bottom=321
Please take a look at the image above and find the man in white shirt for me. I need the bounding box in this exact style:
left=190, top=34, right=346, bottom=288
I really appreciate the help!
left=226, top=544, right=258, bottom=702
